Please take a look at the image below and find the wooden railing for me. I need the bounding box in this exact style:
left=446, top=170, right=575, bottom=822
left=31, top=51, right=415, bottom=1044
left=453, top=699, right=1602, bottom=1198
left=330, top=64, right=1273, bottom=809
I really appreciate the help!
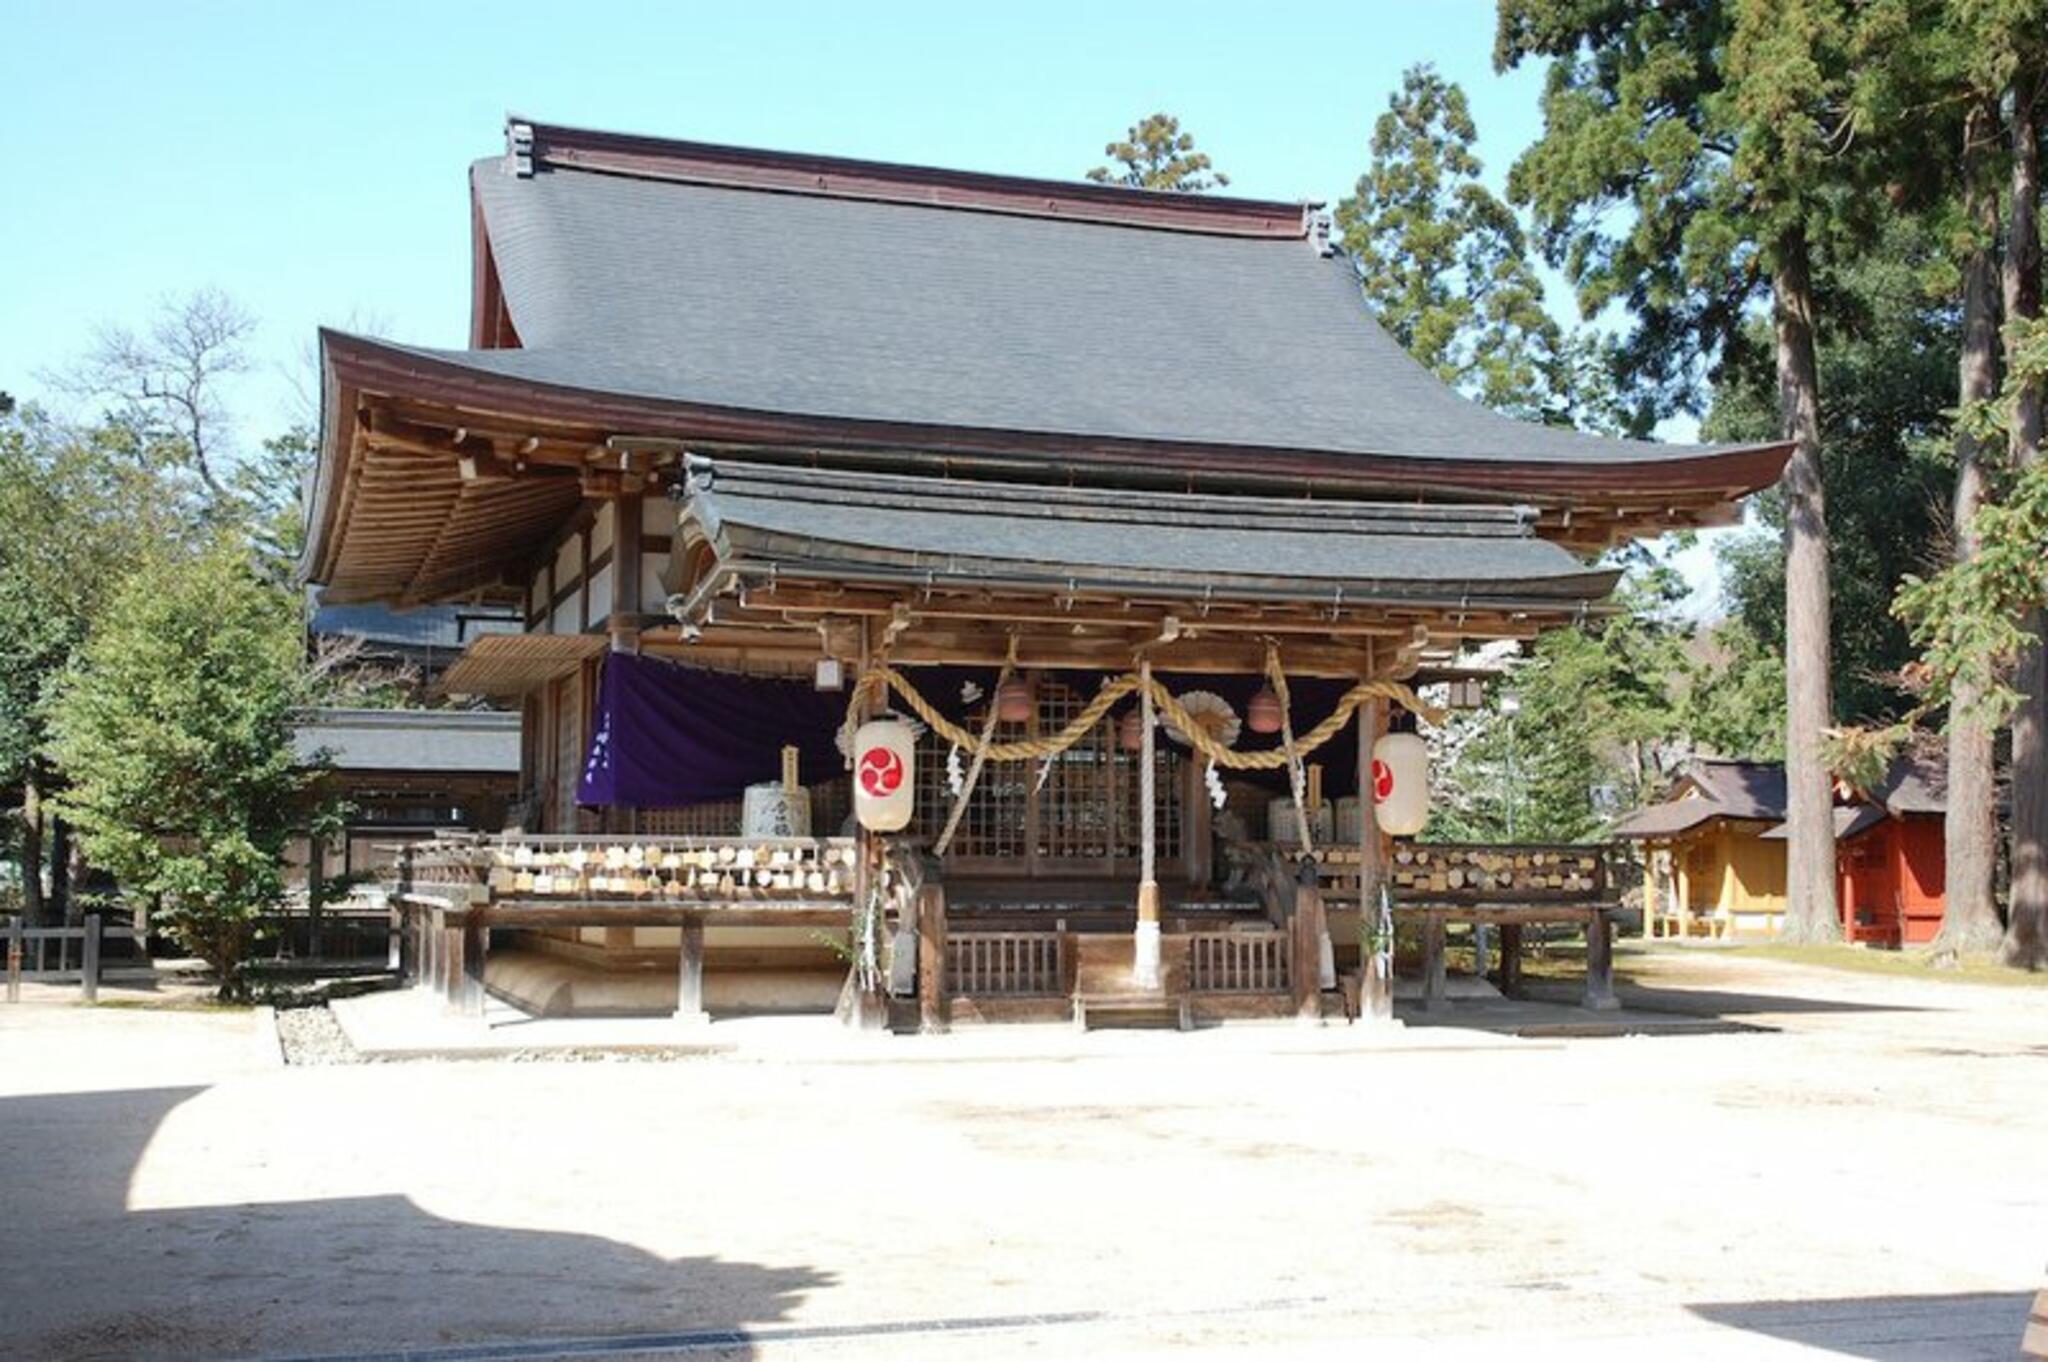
left=945, top=931, right=1066, bottom=997
left=5, top=915, right=136, bottom=1003
left=1186, top=929, right=1292, bottom=994
left=391, top=832, right=861, bottom=908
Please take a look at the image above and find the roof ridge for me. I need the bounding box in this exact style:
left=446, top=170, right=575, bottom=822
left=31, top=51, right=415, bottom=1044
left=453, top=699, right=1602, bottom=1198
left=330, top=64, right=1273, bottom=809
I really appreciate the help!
left=503, top=115, right=1318, bottom=240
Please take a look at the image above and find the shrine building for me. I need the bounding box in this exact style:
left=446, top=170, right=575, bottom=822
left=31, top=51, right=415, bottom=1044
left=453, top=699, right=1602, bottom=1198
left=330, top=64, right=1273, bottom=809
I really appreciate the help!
left=299, top=117, right=1789, bottom=1028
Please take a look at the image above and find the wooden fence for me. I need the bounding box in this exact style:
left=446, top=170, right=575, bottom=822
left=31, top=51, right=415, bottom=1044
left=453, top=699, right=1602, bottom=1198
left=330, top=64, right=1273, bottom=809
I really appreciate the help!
left=4, top=915, right=138, bottom=1003
left=944, top=931, right=1067, bottom=996
left=1185, top=929, right=1292, bottom=994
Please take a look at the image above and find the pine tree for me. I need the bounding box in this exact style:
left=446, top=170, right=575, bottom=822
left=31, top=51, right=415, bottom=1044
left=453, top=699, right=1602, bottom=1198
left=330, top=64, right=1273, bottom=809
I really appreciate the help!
left=1085, top=113, right=1229, bottom=192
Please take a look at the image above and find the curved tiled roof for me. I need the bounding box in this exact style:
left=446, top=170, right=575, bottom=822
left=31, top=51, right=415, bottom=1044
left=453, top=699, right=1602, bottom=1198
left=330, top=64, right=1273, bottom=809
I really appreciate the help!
left=440, top=129, right=1782, bottom=476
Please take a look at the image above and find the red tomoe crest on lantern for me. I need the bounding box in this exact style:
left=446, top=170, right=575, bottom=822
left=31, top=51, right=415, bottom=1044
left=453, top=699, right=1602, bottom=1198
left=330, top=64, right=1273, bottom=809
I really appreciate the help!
left=858, top=745, right=904, bottom=796
left=1371, top=733, right=1429, bottom=836
left=1372, top=758, right=1395, bottom=802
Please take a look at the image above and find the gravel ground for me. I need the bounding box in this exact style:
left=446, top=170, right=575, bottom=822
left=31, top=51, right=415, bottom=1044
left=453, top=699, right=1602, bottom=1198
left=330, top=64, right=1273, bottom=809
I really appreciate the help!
left=273, top=1004, right=362, bottom=1066
left=0, top=949, right=2042, bottom=1361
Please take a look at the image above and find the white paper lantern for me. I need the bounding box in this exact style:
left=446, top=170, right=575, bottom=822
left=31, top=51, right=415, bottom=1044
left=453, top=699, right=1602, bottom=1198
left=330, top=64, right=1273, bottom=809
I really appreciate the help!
left=852, top=716, right=917, bottom=832
left=1371, top=732, right=1430, bottom=836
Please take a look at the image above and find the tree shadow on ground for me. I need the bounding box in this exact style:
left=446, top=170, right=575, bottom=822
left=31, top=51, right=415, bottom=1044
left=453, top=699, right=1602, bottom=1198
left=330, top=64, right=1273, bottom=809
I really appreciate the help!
left=1688, top=1290, right=2034, bottom=1359
left=0, top=1087, right=829, bottom=1361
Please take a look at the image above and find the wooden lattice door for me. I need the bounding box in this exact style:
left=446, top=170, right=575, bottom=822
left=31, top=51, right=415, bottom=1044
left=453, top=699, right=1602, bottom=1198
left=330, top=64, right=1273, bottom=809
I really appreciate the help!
left=913, top=680, right=1182, bottom=878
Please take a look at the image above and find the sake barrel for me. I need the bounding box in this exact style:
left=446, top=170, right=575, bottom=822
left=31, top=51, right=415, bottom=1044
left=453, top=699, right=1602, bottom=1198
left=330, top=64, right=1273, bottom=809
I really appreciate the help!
left=741, top=782, right=813, bottom=838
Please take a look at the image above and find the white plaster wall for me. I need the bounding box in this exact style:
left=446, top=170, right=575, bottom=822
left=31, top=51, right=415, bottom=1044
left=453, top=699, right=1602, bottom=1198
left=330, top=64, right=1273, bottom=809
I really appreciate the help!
left=640, top=553, right=669, bottom=611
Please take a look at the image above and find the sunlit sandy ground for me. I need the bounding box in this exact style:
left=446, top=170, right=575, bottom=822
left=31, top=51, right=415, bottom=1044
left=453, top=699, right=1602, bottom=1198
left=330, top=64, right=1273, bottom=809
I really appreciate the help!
left=0, top=946, right=2041, bottom=1360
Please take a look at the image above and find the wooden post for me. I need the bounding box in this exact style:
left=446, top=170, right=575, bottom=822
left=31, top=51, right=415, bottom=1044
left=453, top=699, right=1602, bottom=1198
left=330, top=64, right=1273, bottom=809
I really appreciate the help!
left=439, top=915, right=463, bottom=1013
left=6, top=917, right=21, bottom=1004
left=1291, top=882, right=1325, bottom=1022
left=418, top=908, right=437, bottom=995
left=1421, top=915, right=1448, bottom=1011
left=1133, top=660, right=1162, bottom=989
left=1355, top=695, right=1396, bottom=1021
left=916, top=882, right=948, bottom=1034
left=80, top=914, right=100, bottom=1004
left=460, top=914, right=488, bottom=1019
left=1497, top=921, right=1524, bottom=998
left=1642, top=846, right=1661, bottom=939
left=307, top=830, right=326, bottom=960
left=1584, top=908, right=1619, bottom=1011
left=386, top=898, right=403, bottom=975
left=675, top=917, right=708, bottom=1025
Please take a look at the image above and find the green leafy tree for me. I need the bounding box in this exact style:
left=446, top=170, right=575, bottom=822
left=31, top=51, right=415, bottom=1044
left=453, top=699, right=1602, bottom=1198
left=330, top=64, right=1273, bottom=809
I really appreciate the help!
left=48, top=542, right=326, bottom=998
left=0, top=406, right=209, bottom=922
left=1678, top=621, right=1787, bottom=759
left=1430, top=567, right=1693, bottom=841
left=229, top=424, right=316, bottom=584
left=1336, top=65, right=1605, bottom=425
left=1086, top=113, right=1229, bottom=192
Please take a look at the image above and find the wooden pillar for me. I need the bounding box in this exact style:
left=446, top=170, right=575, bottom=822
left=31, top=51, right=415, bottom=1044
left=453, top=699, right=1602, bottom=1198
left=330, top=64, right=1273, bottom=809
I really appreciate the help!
left=1497, top=921, right=1524, bottom=998
left=1642, top=846, right=1660, bottom=939
left=917, top=882, right=948, bottom=1034
left=1421, top=915, right=1448, bottom=1011
left=307, top=830, right=327, bottom=960
left=387, top=899, right=403, bottom=975
left=6, top=916, right=22, bottom=1004
left=439, top=918, right=464, bottom=1014
left=1584, top=908, right=1619, bottom=1011
left=1133, top=660, right=1162, bottom=989
left=1356, top=694, right=1393, bottom=1021
left=80, top=913, right=100, bottom=1004
left=460, top=915, right=488, bottom=1019
left=1291, top=882, right=1325, bottom=1023
left=417, top=909, right=438, bottom=995
left=675, top=917, right=708, bottom=1025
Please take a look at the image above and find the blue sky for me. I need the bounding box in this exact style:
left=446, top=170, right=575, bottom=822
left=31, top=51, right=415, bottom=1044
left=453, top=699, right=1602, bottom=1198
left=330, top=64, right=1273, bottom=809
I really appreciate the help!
left=1, top=1, right=1731, bottom=605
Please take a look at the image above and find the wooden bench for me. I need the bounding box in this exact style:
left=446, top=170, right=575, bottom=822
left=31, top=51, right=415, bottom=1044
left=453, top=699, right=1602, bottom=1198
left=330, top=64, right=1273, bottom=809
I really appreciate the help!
left=2025, top=1288, right=2047, bottom=1359
left=1072, top=992, right=1192, bottom=1031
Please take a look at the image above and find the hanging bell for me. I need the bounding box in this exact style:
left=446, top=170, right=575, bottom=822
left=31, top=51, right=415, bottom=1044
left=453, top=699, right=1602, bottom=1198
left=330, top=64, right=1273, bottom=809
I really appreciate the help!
left=1247, top=685, right=1284, bottom=735
left=996, top=674, right=1035, bottom=723
left=1118, top=706, right=1146, bottom=752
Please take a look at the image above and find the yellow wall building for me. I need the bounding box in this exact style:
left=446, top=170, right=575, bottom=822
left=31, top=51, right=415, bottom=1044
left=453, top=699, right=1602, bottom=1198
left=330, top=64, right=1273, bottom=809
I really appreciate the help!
left=1612, top=761, right=1788, bottom=938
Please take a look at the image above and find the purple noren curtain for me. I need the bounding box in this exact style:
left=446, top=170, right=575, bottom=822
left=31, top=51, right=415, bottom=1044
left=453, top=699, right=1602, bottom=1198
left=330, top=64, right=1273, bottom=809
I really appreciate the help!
left=577, top=653, right=1365, bottom=809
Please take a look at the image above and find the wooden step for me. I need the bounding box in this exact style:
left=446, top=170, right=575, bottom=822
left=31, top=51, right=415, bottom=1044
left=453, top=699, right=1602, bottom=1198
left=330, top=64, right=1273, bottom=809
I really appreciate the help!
left=1072, top=992, right=1192, bottom=1032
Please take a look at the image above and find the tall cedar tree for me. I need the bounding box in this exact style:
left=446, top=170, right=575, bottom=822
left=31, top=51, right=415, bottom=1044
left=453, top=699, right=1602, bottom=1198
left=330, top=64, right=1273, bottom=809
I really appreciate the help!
left=1335, top=66, right=1590, bottom=424
left=1086, top=114, right=1229, bottom=192
left=1943, top=90, right=2007, bottom=951
left=2006, top=58, right=2046, bottom=966
left=1704, top=217, right=1957, bottom=727
left=1497, top=0, right=1877, bottom=941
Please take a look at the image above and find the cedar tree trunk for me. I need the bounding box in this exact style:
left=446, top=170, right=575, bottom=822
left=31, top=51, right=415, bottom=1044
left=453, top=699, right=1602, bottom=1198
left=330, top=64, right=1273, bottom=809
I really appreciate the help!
left=1774, top=228, right=1841, bottom=942
left=1941, top=96, right=2007, bottom=954
left=18, top=768, right=45, bottom=926
left=48, top=815, right=71, bottom=925
left=2005, top=73, right=2047, bottom=969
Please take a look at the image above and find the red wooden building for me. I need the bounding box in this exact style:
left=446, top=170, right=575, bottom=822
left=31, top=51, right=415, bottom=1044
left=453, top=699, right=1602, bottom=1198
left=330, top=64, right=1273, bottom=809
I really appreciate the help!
left=1793, top=758, right=1948, bottom=947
